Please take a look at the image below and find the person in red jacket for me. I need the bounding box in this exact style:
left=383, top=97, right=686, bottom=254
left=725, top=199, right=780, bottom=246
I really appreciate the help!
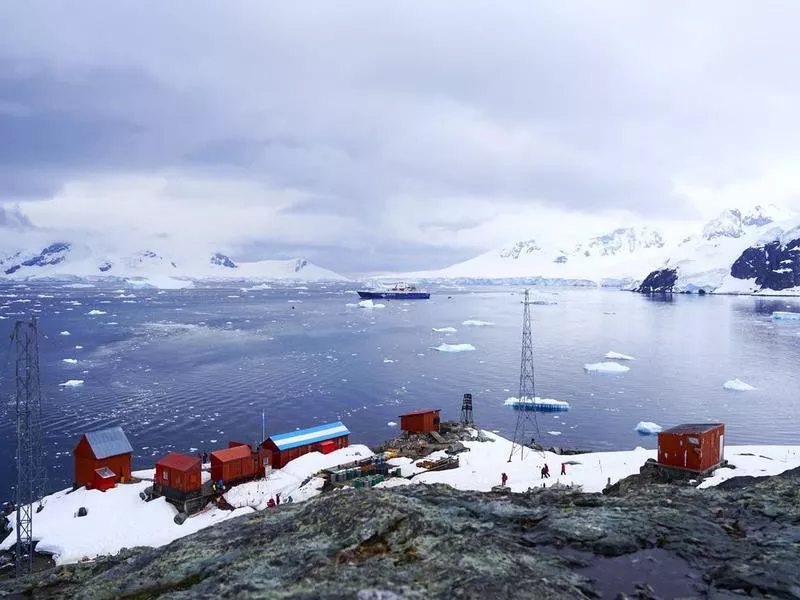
left=561, top=463, right=566, bottom=476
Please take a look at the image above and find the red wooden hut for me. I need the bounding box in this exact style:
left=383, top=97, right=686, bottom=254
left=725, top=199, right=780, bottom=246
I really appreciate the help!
left=73, top=426, right=133, bottom=488
left=155, top=452, right=202, bottom=498
left=210, top=444, right=263, bottom=485
left=92, top=467, right=117, bottom=492
left=399, top=409, right=441, bottom=434
left=658, top=423, right=725, bottom=472
left=262, top=422, right=350, bottom=469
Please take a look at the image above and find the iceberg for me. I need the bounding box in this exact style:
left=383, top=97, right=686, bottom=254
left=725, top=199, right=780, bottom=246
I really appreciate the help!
left=87, top=310, right=107, bottom=316
left=547, top=431, right=562, bottom=436
left=462, top=320, right=494, bottom=327
left=723, top=379, right=756, bottom=392
left=59, top=331, right=71, bottom=336
left=635, top=421, right=662, bottom=435
left=59, top=380, right=84, bottom=387
left=584, top=362, right=630, bottom=374
left=605, top=351, right=635, bottom=361
left=431, top=343, right=476, bottom=353
left=504, top=396, right=570, bottom=412
left=358, top=299, right=386, bottom=309
left=771, top=311, right=800, bottom=321
left=383, top=359, right=395, bottom=363
left=432, top=327, right=457, bottom=333
left=387, top=421, right=397, bottom=427
left=62, top=358, right=78, bottom=365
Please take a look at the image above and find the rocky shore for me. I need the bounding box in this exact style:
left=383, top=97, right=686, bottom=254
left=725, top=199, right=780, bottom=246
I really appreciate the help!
left=2, top=466, right=799, bottom=599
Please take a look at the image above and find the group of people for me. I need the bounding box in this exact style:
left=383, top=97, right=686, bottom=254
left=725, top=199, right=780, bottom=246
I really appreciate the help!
left=266, top=493, right=293, bottom=508
left=499, top=462, right=568, bottom=487
left=211, top=479, right=226, bottom=493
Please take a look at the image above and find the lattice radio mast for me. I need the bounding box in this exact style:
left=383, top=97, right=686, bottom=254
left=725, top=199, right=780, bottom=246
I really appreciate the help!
left=508, top=289, right=541, bottom=461
left=460, top=393, right=473, bottom=425
left=13, top=316, right=46, bottom=577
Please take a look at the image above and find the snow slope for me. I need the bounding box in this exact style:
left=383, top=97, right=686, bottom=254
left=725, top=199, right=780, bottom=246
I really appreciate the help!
left=0, top=240, right=347, bottom=285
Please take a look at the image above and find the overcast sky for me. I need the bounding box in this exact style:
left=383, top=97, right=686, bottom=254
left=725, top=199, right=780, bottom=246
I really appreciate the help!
left=3, top=2, right=800, bottom=273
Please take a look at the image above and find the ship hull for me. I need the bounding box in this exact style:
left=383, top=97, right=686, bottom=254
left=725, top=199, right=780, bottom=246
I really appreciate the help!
left=357, top=291, right=430, bottom=300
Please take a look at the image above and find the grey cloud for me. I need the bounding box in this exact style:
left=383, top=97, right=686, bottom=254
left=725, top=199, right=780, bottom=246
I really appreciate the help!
left=2, top=2, right=800, bottom=269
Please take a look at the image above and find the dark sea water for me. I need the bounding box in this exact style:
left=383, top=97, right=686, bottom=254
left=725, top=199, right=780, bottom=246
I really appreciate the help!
left=0, top=282, right=799, bottom=500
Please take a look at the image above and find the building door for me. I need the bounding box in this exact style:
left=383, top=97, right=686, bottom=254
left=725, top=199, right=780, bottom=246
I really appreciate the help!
left=719, top=434, right=724, bottom=461
left=683, top=450, right=688, bottom=467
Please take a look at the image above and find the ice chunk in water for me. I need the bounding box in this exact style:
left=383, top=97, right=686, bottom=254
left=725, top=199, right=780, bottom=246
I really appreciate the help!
left=432, top=327, right=457, bottom=333
left=605, top=351, right=635, bottom=361
left=387, top=421, right=397, bottom=427
left=772, top=311, right=800, bottom=320
left=59, top=380, right=84, bottom=387
left=462, top=320, right=494, bottom=327
left=431, top=343, right=475, bottom=353
left=635, top=421, right=662, bottom=435
left=723, top=379, right=756, bottom=392
left=358, top=299, right=386, bottom=309
left=505, top=396, right=570, bottom=411
left=60, top=331, right=70, bottom=336
left=62, top=358, right=78, bottom=364
left=87, top=310, right=107, bottom=315
left=584, top=362, right=630, bottom=374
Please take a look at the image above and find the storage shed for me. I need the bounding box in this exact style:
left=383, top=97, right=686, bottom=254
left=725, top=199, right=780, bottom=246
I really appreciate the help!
left=658, top=423, right=725, bottom=472
left=210, top=444, right=262, bottom=485
left=73, top=426, right=133, bottom=488
left=263, top=421, right=350, bottom=468
left=92, top=467, right=118, bottom=492
left=155, top=452, right=202, bottom=498
left=399, top=409, right=441, bottom=434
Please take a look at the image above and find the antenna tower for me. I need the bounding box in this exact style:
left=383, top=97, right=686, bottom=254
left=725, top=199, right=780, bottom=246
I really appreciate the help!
left=460, top=393, right=473, bottom=425
left=13, top=316, right=46, bottom=577
left=508, top=289, right=540, bottom=461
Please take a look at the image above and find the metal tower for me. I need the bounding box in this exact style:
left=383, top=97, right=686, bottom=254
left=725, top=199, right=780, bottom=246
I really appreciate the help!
left=460, top=393, right=473, bottom=425
left=508, top=290, right=540, bottom=461
left=13, top=317, right=45, bottom=577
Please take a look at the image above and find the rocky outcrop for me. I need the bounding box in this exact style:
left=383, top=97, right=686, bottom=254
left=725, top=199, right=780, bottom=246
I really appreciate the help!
left=730, top=237, right=800, bottom=291
left=4, top=471, right=800, bottom=599
left=634, top=268, right=677, bottom=293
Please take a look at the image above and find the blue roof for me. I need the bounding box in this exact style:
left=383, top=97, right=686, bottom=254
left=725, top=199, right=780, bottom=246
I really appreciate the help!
left=269, top=421, right=350, bottom=451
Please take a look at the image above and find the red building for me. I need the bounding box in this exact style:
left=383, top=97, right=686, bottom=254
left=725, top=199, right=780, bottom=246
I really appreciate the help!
left=92, top=467, right=117, bottom=492
left=73, top=426, right=133, bottom=488
left=155, top=452, right=202, bottom=497
left=399, top=409, right=441, bottom=434
left=262, top=422, right=350, bottom=469
left=210, top=444, right=263, bottom=485
left=658, top=423, right=725, bottom=472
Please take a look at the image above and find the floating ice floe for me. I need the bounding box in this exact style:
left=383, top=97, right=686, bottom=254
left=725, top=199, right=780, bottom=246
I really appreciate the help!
left=59, top=380, right=84, bottom=387
left=75, top=346, right=83, bottom=350
left=62, top=358, right=78, bottom=365
left=60, top=331, right=71, bottom=336
left=431, top=343, right=476, bottom=353
left=547, top=431, right=562, bottom=436
left=771, top=311, right=800, bottom=321
left=383, top=359, right=395, bottom=363
left=87, top=310, right=107, bottom=316
left=635, top=421, right=662, bottom=435
left=462, top=320, right=494, bottom=327
left=605, top=351, right=635, bottom=361
left=723, top=379, right=756, bottom=392
left=358, top=299, right=386, bottom=309
left=584, top=362, right=630, bottom=374
left=387, top=421, right=397, bottom=427
left=432, top=327, right=457, bottom=333
left=504, top=396, right=570, bottom=411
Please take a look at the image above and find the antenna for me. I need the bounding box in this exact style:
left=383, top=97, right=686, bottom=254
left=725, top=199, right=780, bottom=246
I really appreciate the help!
left=508, top=290, right=541, bottom=462
left=460, top=393, right=473, bottom=425
left=13, top=316, right=46, bottom=577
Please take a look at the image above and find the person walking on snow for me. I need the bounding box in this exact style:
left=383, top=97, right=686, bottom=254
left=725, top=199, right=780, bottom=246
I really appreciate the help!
left=561, top=463, right=566, bottom=476
left=501, top=472, right=508, bottom=487
left=543, top=464, right=550, bottom=478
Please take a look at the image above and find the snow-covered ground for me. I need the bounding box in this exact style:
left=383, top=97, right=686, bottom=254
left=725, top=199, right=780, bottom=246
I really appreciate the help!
left=4, top=435, right=798, bottom=567
left=377, top=432, right=800, bottom=496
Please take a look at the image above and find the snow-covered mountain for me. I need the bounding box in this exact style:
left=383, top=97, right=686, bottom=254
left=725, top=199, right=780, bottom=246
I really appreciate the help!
left=0, top=240, right=347, bottom=287
left=396, top=204, right=800, bottom=295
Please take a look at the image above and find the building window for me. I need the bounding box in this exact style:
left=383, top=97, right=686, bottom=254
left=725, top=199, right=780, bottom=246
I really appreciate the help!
left=163, top=471, right=168, bottom=481
left=688, top=437, right=699, bottom=445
